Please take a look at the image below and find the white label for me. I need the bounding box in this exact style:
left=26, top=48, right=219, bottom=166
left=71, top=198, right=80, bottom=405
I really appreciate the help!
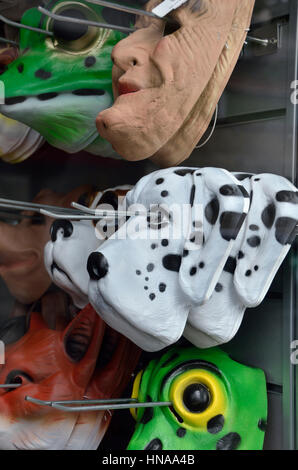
left=152, top=0, right=189, bottom=18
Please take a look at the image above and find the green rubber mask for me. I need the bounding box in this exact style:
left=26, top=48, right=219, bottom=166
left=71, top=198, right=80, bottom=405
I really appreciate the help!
left=128, top=346, right=268, bottom=450
left=0, top=1, right=126, bottom=156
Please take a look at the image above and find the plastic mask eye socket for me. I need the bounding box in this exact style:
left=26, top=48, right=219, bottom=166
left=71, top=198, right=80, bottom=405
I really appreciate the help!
left=20, top=212, right=46, bottom=226
left=4, top=369, right=33, bottom=391
left=47, top=2, right=104, bottom=53
left=163, top=19, right=180, bottom=36
left=130, top=370, right=143, bottom=421
left=29, top=213, right=46, bottom=226
left=169, top=369, right=226, bottom=429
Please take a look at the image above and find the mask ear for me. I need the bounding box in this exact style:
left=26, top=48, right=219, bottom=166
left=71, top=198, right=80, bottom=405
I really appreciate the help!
left=0, top=315, right=28, bottom=345
left=233, top=174, right=298, bottom=307
left=97, top=190, right=119, bottom=210
left=184, top=271, right=245, bottom=348
left=61, top=185, right=95, bottom=209
left=179, top=168, right=250, bottom=304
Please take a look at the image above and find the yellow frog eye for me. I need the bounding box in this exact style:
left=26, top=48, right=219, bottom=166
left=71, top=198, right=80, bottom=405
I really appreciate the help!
left=169, top=370, right=226, bottom=429
left=47, top=2, right=104, bottom=53
left=130, top=370, right=143, bottom=421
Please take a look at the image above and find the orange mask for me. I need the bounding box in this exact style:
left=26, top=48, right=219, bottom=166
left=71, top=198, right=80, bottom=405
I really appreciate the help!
left=0, top=303, right=140, bottom=450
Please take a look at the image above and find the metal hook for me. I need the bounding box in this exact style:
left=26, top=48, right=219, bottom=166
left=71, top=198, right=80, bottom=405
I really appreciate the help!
left=0, top=384, right=22, bottom=389
left=0, top=197, right=122, bottom=221
left=71, top=201, right=147, bottom=218
left=0, top=197, right=295, bottom=232
left=86, top=0, right=162, bottom=20
left=245, top=36, right=271, bottom=47
left=0, top=210, right=39, bottom=222
left=38, top=6, right=136, bottom=35
left=0, top=198, right=85, bottom=216
left=0, top=37, right=19, bottom=47
left=40, top=209, right=109, bottom=220
left=25, top=395, right=172, bottom=412
left=42, top=202, right=169, bottom=224
left=0, top=14, right=53, bottom=37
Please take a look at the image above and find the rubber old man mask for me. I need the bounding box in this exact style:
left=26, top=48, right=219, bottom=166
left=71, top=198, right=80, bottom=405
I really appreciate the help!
left=96, top=0, right=255, bottom=166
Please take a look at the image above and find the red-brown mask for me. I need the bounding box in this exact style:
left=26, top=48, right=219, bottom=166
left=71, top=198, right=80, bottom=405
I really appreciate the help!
left=0, top=303, right=140, bottom=450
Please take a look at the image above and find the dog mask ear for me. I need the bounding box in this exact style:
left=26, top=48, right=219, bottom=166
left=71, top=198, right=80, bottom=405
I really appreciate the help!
left=179, top=168, right=250, bottom=305
left=234, top=174, right=298, bottom=307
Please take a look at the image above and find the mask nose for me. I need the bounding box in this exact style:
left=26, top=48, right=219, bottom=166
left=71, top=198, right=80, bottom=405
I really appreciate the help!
left=87, top=252, right=109, bottom=281
left=112, top=47, right=138, bottom=72
left=50, top=220, right=73, bottom=242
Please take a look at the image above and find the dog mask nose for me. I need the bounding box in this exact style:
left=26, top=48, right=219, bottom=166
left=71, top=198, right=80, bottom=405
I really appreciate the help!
left=87, top=252, right=109, bottom=281
left=50, top=220, right=74, bottom=242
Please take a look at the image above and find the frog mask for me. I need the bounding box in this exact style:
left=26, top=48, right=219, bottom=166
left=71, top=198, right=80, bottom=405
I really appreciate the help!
left=128, top=346, right=267, bottom=450
left=0, top=1, right=126, bottom=156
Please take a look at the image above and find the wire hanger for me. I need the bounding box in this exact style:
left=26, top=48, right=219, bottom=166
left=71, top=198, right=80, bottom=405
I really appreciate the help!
left=0, top=197, right=168, bottom=224
left=38, top=6, right=136, bottom=35
left=25, top=395, right=172, bottom=412
left=0, top=14, right=53, bottom=37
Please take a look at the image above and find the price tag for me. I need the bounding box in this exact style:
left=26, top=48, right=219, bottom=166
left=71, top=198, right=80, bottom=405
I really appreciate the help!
left=152, top=0, right=189, bottom=18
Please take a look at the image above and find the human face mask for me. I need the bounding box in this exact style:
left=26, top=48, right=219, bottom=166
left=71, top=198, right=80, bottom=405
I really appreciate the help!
left=96, top=0, right=255, bottom=165
left=0, top=185, right=93, bottom=304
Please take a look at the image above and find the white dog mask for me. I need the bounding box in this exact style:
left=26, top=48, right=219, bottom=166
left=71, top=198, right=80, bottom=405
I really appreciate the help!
left=87, top=167, right=298, bottom=352
left=44, top=186, right=131, bottom=308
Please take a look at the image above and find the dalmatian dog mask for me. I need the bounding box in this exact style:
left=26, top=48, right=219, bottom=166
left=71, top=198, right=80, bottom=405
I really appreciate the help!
left=44, top=186, right=131, bottom=309
left=86, top=167, right=298, bottom=352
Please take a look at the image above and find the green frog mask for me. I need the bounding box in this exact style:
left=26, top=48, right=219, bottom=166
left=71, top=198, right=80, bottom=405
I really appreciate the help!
left=0, top=1, right=126, bottom=156
left=128, top=346, right=267, bottom=450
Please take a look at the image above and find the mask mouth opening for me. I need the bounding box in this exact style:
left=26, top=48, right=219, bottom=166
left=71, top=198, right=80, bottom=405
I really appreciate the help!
left=95, top=325, right=119, bottom=370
